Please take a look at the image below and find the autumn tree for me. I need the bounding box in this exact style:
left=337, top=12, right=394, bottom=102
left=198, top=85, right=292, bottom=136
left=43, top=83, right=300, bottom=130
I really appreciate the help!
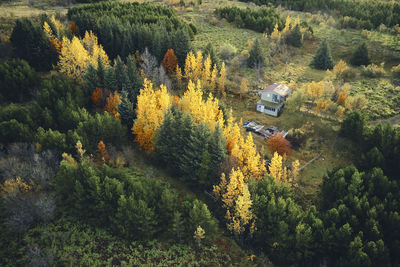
left=58, top=31, right=109, bottom=81
left=162, top=49, right=178, bottom=73
left=105, top=91, right=122, bottom=119
left=316, top=99, right=332, bottom=114
left=240, top=77, right=249, bottom=99
left=202, top=56, right=212, bottom=87
left=91, top=87, right=103, bottom=107
left=268, top=152, right=284, bottom=183
left=218, top=62, right=226, bottom=97
left=96, top=140, right=110, bottom=164
left=193, top=226, right=205, bottom=247
left=267, top=133, right=292, bottom=156
left=210, top=64, right=218, bottom=93
left=132, top=79, right=171, bottom=150
left=333, top=59, right=348, bottom=80
left=213, top=169, right=255, bottom=238
left=337, top=91, right=347, bottom=106
left=306, top=81, right=324, bottom=103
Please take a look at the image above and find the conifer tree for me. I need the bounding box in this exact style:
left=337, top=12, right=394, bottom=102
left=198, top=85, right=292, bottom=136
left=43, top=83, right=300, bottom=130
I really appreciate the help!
left=118, top=90, right=135, bottom=127
left=350, top=42, right=370, bottom=66
left=286, top=24, right=302, bottom=47
left=204, top=42, right=219, bottom=68
left=311, top=39, right=334, bottom=70
left=248, top=39, right=265, bottom=68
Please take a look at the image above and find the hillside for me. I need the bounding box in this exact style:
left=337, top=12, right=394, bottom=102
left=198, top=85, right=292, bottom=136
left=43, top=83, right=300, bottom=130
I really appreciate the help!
left=1, top=0, right=400, bottom=266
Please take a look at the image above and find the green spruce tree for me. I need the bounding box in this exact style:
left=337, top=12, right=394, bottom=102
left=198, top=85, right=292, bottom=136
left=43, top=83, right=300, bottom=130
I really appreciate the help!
left=286, top=24, right=303, bottom=47
left=350, top=42, right=370, bottom=66
left=248, top=38, right=265, bottom=68
left=311, top=39, right=334, bottom=70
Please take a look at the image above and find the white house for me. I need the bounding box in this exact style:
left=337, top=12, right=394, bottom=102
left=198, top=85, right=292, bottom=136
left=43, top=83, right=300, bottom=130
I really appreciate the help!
left=256, top=83, right=292, bottom=117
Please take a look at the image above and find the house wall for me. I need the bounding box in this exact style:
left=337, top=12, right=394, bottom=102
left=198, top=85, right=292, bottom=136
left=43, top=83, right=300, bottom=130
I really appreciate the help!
left=261, top=92, right=280, bottom=103
left=257, top=104, right=278, bottom=116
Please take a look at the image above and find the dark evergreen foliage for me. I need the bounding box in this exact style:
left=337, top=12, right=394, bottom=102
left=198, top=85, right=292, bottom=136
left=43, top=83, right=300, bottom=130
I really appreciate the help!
left=238, top=0, right=400, bottom=29
left=10, top=18, right=56, bottom=71
left=155, top=107, right=227, bottom=189
left=0, top=59, right=40, bottom=102
left=67, top=2, right=193, bottom=62
left=311, top=39, right=334, bottom=70
left=286, top=24, right=303, bottom=47
left=248, top=39, right=265, bottom=68
left=215, top=6, right=284, bottom=34
left=351, top=42, right=370, bottom=66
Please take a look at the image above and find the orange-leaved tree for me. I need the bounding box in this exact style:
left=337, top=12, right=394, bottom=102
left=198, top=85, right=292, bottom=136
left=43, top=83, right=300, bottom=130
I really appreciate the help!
left=132, top=79, right=171, bottom=150
left=162, top=49, right=178, bottom=73
left=96, top=140, right=110, bottom=164
left=104, top=91, right=122, bottom=119
left=267, top=133, right=292, bottom=156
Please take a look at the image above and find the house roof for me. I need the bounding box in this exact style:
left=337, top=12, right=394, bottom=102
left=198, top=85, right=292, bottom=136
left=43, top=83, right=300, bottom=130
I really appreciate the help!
left=261, top=83, right=292, bottom=97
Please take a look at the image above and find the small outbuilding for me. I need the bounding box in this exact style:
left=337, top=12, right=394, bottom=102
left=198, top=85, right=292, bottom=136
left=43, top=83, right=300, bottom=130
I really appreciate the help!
left=256, top=83, right=292, bottom=117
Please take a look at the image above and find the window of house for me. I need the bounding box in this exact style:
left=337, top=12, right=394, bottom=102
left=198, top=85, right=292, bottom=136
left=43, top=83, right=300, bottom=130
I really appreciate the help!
left=272, top=94, right=279, bottom=102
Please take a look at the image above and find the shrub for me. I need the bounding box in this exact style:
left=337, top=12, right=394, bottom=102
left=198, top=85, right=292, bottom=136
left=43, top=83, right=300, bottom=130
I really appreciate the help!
left=218, top=43, right=237, bottom=61
left=361, top=63, right=385, bottom=78
left=391, top=64, right=400, bottom=79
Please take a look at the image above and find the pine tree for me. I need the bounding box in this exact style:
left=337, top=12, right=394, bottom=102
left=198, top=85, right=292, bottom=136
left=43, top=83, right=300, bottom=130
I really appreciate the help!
left=350, top=42, right=370, bottom=66
left=286, top=24, right=302, bottom=47
left=311, top=39, right=334, bottom=70
left=248, top=39, right=265, bottom=68
left=118, top=90, right=135, bottom=127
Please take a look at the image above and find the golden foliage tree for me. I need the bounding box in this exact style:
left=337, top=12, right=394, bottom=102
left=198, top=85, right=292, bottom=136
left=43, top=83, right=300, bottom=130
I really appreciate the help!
left=0, top=177, right=34, bottom=197
left=316, top=99, right=331, bottom=114
left=162, top=49, right=178, bottom=73
left=306, top=81, right=324, bottom=102
left=210, top=64, right=218, bottom=93
left=271, top=23, right=281, bottom=41
left=132, top=79, right=171, bottom=150
left=58, top=31, right=109, bottom=81
left=213, top=169, right=255, bottom=236
left=240, top=77, right=249, bottom=99
left=179, top=80, right=224, bottom=130
left=202, top=56, right=212, bottom=87
left=105, top=91, right=122, bottom=119
left=333, top=59, right=348, bottom=79
left=267, top=133, right=292, bottom=156
left=268, top=152, right=284, bottom=183
left=218, top=62, right=226, bottom=97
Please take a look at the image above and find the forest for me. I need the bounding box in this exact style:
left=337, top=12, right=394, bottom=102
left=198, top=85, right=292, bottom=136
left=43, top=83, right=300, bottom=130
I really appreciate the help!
left=0, top=0, right=400, bottom=266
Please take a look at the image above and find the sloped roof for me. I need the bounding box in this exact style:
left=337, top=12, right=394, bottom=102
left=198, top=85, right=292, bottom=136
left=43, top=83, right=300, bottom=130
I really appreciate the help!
left=261, top=83, right=292, bottom=97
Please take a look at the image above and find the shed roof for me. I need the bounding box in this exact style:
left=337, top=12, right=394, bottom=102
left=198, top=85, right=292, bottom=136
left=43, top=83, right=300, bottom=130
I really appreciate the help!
left=261, top=83, right=292, bottom=97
